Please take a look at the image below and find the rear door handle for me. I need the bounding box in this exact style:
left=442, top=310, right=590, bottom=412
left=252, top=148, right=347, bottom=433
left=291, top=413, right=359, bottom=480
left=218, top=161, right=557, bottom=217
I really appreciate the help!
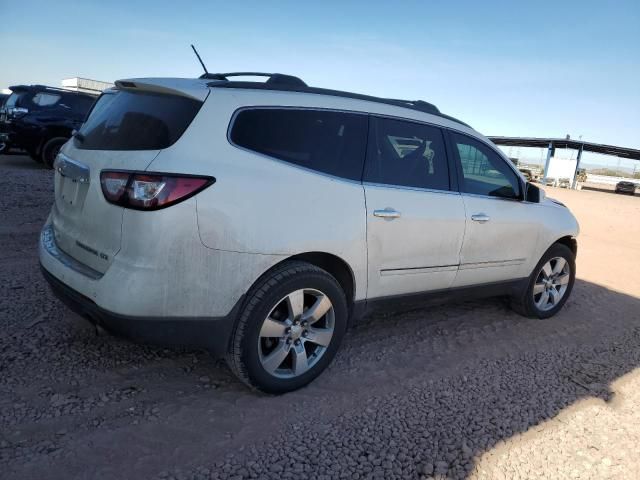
left=471, top=213, right=490, bottom=223
left=373, top=208, right=401, bottom=219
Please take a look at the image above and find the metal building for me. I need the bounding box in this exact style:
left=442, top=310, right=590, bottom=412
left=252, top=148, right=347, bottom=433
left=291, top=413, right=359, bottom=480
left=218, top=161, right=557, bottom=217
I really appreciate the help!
left=61, top=77, right=113, bottom=95
left=488, top=136, right=640, bottom=189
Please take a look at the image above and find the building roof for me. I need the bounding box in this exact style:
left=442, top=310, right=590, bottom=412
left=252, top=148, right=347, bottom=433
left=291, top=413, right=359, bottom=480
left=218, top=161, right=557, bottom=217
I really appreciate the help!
left=488, top=136, right=640, bottom=160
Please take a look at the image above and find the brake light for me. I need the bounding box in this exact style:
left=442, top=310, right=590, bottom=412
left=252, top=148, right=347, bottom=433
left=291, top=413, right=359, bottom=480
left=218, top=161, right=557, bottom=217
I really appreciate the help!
left=100, top=171, right=214, bottom=210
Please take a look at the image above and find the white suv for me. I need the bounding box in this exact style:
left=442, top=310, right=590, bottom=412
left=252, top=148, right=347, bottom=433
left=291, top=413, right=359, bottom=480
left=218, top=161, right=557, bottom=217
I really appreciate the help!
left=40, top=73, right=579, bottom=393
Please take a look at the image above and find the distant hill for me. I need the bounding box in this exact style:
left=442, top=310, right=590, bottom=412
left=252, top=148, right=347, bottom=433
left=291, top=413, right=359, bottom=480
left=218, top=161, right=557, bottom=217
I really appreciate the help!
left=587, top=167, right=640, bottom=179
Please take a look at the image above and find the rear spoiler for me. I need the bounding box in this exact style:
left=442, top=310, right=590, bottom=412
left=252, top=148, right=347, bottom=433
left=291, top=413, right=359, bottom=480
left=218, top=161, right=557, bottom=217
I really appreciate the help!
left=114, top=78, right=210, bottom=102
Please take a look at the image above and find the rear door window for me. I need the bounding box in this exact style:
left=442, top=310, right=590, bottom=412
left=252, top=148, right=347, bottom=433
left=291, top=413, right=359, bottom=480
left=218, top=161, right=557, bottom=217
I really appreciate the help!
left=364, top=116, right=450, bottom=191
left=230, top=108, right=368, bottom=181
left=75, top=90, right=203, bottom=150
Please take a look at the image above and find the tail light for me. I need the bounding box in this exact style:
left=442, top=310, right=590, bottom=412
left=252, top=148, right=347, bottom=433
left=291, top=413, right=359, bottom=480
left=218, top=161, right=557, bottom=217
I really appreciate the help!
left=100, top=171, right=215, bottom=210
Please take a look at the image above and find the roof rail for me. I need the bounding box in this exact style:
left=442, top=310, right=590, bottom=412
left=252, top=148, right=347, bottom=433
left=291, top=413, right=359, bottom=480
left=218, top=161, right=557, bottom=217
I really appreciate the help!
left=206, top=78, right=470, bottom=128
left=199, top=72, right=307, bottom=87
left=385, top=98, right=440, bottom=115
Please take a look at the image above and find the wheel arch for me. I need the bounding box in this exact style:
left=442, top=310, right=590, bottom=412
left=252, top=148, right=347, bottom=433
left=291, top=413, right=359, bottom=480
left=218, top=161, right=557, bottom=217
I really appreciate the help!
left=245, top=252, right=356, bottom=319
left=286, top=252, right=356, bottom=314
left=553, top=235, right=578, bottom=257
left=35, top=127, right=72, bottom=155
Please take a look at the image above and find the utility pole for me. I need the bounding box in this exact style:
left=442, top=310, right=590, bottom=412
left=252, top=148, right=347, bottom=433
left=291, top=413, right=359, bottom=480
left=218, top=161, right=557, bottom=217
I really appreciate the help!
left=542, top=142, right=553, bottom=183
left=571, top=144, right=584, bottom=189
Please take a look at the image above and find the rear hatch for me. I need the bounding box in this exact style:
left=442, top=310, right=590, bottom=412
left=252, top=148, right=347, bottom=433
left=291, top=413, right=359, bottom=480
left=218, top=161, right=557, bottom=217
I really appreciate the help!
left=51, top=79, right=208, bottom=274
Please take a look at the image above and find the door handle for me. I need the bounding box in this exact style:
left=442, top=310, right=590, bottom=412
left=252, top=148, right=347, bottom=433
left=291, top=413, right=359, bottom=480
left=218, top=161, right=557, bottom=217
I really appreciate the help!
left=471, top=213, right=490, bottom=223
left=373, top=208, right=401, bottom=219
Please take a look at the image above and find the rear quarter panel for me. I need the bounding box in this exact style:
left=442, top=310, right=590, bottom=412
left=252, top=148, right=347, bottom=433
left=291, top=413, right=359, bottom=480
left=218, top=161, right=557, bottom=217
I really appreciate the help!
left=145, top=90, right=369, bottom=300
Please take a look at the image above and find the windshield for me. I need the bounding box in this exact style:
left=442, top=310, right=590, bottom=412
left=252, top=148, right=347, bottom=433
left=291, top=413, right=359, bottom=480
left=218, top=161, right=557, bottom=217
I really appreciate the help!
left=76, top=90, right=203, bottom=151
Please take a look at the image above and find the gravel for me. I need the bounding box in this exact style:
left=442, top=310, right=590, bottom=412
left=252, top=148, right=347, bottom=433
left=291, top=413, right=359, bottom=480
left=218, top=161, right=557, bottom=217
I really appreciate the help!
left=1, top=154, right=640, bottom=480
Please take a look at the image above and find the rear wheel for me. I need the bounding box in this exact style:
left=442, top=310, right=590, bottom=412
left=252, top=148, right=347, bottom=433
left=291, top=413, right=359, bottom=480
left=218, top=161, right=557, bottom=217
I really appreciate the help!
left=227, top=261, right=348, bottom=393
left=41, top=137, right=67, bottom=168
left=511, top=243, right=576, bottom=318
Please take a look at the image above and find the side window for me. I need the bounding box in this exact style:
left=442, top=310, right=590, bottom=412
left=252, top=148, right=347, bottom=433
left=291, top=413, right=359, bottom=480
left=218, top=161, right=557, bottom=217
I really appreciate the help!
left=32, top=93, right=61, bottom=107
left=364, top=117, right=449, bottom=191
left=60, top=95, right=96, bottom=114
left=451, top=132, right=521, bottom=199
left=230, top=108, right=368, bottom=181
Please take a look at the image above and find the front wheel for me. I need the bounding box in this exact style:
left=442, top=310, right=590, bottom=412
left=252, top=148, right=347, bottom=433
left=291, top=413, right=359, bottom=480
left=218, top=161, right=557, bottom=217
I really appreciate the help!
left=511, top=243, right=576, bottom=318
left=227, top=261, right=348, bottom=394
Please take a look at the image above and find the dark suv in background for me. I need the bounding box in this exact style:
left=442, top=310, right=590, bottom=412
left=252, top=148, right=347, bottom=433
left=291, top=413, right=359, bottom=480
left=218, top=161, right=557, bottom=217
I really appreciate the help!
left=0, top=85, right=96, bottom=167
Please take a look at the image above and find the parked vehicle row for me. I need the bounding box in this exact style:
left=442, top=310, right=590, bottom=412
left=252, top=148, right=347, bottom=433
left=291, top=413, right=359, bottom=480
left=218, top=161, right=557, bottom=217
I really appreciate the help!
left=39, top=72, right=579, bottom=393
left=0, top=85, right=96, bottom=165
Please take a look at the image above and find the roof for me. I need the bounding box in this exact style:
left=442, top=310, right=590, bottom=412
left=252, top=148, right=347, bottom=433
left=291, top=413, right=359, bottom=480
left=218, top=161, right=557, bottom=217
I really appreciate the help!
left=488, top=136, right=640, bottom=161
left=112, top=72, right=471, bottom=127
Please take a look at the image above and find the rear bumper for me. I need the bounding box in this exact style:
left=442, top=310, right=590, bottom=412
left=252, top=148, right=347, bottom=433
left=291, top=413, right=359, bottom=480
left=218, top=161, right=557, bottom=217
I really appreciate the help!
left=41, top=264, right=241, bottom=356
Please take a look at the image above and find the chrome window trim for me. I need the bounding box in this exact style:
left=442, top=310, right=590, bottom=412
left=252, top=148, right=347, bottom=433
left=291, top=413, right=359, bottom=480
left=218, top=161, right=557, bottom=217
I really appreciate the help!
left=225, top=104, right=518, bottom=195
left=461, top=192, right=524, bottom=203
left=363, top=181, right=460, bottom=196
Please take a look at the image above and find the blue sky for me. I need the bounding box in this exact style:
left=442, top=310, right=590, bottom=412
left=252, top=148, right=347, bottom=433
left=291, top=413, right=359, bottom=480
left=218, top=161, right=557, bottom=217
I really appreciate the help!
left=2, top=0, right=639, bottom=164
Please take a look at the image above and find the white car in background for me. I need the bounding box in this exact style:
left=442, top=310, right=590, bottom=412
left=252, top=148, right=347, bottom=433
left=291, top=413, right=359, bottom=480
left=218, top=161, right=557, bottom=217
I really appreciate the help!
left=40, top=73, right=579, bottom=393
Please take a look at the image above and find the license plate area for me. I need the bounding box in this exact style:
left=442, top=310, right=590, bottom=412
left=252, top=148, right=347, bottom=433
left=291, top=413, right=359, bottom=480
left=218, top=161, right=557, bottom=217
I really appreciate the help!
left=60, top=178, right=81, bottom=206
left=54, top=153, right=91, bottom=210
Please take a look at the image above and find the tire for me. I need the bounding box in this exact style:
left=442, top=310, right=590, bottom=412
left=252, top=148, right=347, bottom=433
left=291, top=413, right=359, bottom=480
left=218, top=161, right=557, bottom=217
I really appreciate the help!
left=41, top=137, right=67, bottom=168
left=510, top=243, right=576, bottom=319
left=227, top=261, right=348, bottom=394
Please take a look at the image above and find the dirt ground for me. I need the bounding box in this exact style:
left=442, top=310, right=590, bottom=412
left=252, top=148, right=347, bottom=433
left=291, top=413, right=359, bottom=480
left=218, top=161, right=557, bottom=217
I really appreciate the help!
left=1, top=154, right=639, bottom=480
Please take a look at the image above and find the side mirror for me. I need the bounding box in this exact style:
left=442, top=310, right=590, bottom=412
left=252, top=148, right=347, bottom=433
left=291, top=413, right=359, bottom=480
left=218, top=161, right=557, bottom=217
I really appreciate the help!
left=526, top=182, right=545, bottom=203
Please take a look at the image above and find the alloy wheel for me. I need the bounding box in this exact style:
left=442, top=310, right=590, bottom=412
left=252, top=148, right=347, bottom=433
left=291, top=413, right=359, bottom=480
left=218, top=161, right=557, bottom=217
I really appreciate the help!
left=533, top=256, right=571, bottom=311
left=258, top=288, right=335, bottom=379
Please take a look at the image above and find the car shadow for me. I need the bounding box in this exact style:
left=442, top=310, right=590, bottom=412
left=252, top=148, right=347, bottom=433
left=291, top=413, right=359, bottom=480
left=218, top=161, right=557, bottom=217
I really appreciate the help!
left=6, top=271, right=640, bottom=479
left=582, top=184, right=637, bottom=196
left=334, top=278, right=640, bottom=478
left=0, top=153, right=48, bottom=170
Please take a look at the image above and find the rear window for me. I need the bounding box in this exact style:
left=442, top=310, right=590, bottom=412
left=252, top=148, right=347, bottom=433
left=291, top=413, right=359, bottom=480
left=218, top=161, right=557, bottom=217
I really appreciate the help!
left=5, top=92, right=28, bottom=109
left=75, top=90, right=202, bottom=150
left=230, top=108, right=368, bottom=181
